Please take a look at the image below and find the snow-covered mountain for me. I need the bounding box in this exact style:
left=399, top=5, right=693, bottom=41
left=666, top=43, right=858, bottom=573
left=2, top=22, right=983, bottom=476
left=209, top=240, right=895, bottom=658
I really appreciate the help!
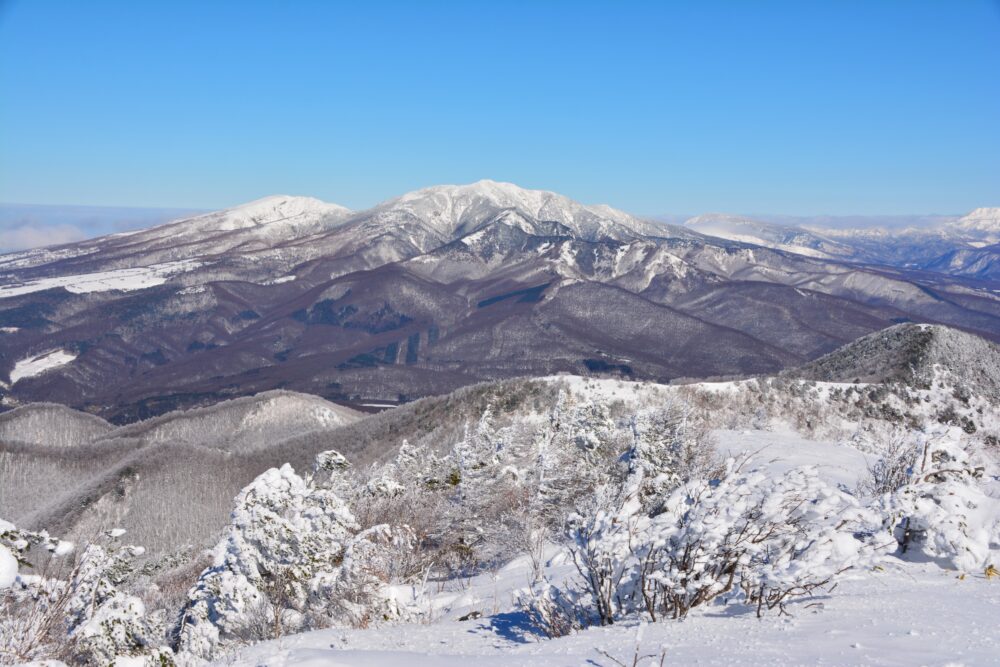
left=0, top=390, right=362, bottom=555
left=1, top=182, right=999, bottom=420
left=786, top=322, right=1000, bottom=399
left=682, top=207, right=1000, bottom=277
left=947, top=206, right=1000, bottom=240
left=683, top=213, right=857, bottom=259
left=373, top=179, right=669, bottom=242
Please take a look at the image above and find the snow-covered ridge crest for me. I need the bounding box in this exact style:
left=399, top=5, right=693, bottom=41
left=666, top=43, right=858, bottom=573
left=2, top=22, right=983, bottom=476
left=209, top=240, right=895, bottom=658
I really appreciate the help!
left=374, top=179, right=660, bottom=241
left=180, top=194, right=352, bottom=232
left=949, top=207, right=1000, bottom=234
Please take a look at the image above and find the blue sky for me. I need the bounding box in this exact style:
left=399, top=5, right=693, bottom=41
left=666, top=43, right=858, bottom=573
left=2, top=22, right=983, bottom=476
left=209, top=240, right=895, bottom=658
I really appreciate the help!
left=1, top=1, right=998, bottom=216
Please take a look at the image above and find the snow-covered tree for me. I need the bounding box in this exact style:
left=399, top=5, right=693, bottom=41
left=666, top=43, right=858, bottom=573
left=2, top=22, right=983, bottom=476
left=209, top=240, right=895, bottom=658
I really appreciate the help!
left=628, top=402, right=718, bottom=509
left=177, top=452, right=422, bottom=660
left=535, top=392, right=628, bottom=525
left=177, top=463, right=358, bottom=659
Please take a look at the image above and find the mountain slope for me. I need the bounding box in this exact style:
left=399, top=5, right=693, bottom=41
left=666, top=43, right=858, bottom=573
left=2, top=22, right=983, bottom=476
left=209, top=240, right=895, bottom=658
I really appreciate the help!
left=786, top=322, right=1000, bottom=399
left=0, top=390, right=363, bottom=554
left=0, top=402, right=113, bottom=447
left=2, top=182, right=999, bottom=420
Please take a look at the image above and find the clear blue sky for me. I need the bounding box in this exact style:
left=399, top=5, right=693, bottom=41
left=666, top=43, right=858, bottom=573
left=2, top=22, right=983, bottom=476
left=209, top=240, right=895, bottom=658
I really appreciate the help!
left=1, top=0, right=998, bottom=215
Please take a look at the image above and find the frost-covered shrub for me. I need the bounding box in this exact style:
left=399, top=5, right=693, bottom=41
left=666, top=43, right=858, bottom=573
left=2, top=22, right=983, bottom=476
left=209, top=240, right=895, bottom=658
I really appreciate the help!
left=1, top=522, right=171, bottom=666
left=880, top=437, right=999, bottom=573
left=0, top=519, right=75, bottom=664
left=853, top=426, right=921, bottom=497
left=563, top=479, right=654, bottom=626
left=638, top=463, right=879, bottom=619
left=176, top=462, right=357, bottom=658
left=515, top=582, right=594, bottom=638
left=541, top=459, right=882, bottom=630
left=311, top=524, right=418, bottom=628
left=176, top=453, right=420, bottom=660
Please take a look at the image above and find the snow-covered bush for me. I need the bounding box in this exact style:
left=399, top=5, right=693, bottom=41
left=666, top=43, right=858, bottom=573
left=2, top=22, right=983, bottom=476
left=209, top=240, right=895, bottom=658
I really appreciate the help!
left=561, top=482, right=647, bottom=626
left=176, top=453, right=421, bottom=660
left=879, top=435, right=999, bottom=573
left=1, top=522, right=171, bottom=666
left=853, top=426, right=921, bottom=497
left=526, top=458, right=884, bottom=630
left=639, top=462, right=879, bottom=619
left=311, top=524, right=418, bottom=628
left=1, top=519, right=74, bottom=664
left=515, top=582, right=594, bottom=638
left=176, top=462, right=357, bottom=658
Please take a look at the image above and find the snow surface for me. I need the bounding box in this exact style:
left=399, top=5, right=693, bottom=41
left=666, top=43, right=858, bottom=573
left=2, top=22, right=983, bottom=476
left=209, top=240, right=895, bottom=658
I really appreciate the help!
left=0, top=259, right=201, bottom=298
left=10, top=349, right=77, bottom=383
left=0, top=544, right=17, bottom=589
left=229, top=553, right=1000, bottom=667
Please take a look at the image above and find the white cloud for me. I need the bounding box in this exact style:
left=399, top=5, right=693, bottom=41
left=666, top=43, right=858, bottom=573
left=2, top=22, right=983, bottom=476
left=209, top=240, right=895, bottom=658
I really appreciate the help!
left=0, top=224, right=88, bottom=252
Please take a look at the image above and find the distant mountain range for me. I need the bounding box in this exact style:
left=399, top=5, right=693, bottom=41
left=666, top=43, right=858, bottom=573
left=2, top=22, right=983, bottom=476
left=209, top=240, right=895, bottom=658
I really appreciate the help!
left=1, top=180, right=998, bottom=421
left=683, top=207, right=1000, bottom=279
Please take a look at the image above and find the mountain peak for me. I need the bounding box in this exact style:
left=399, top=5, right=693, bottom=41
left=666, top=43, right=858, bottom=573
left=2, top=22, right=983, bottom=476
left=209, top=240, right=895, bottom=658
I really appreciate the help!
left=786, top=323, right=1000, bottom=398
left=951, top=207, right=1000, bottom=233
left=211, top=195, right=352, bottom=229
left=378, top=179, right=659, bottom=241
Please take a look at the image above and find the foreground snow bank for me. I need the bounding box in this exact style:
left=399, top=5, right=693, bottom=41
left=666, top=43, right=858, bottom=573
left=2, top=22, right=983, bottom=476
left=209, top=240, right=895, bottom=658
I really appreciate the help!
left=229, top=561, right=999, bottom=667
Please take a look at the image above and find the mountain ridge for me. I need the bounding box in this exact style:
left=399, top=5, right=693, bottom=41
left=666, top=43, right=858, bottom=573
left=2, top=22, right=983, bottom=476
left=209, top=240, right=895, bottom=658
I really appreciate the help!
left=2, top=181, right=999, bottom=420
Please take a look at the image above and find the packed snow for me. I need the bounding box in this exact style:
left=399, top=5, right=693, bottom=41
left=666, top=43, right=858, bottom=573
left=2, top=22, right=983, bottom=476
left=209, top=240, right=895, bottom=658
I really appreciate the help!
left=9, top=349, right=77, bottom=383
left=226, top=561, right=1000, bottom=667
left=0, top=545, right=16, bottom=590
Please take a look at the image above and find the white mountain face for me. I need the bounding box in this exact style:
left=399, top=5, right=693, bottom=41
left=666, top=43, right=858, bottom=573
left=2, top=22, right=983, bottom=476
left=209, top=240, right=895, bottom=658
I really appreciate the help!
left=684, top=208, right=1000, bottom=277
left=370, top=179, right=665, bottom=242
left=163, top=194, right=351, bottom=233
left=0, top=195, right=354, bottom=275
left=946, top=207, right=1000, bottom=242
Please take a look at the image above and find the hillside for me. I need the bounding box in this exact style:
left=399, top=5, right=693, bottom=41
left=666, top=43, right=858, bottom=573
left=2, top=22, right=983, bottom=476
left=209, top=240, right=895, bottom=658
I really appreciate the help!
left=785, top=323, right=1000, bottom=400
left=0, top=391, right=363, bottom=554
left=0, top=402, right=112, bottom=447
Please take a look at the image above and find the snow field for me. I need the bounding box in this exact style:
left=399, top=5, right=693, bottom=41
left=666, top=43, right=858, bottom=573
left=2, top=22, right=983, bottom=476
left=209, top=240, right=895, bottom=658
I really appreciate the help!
left=10, top=349, right=77, bottom=384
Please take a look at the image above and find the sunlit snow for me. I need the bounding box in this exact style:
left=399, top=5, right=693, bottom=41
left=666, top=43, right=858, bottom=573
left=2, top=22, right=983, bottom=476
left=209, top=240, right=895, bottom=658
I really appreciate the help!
left=10, top=349, right=77, bottom=383
left=0, top=259, right=201, bottom=298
